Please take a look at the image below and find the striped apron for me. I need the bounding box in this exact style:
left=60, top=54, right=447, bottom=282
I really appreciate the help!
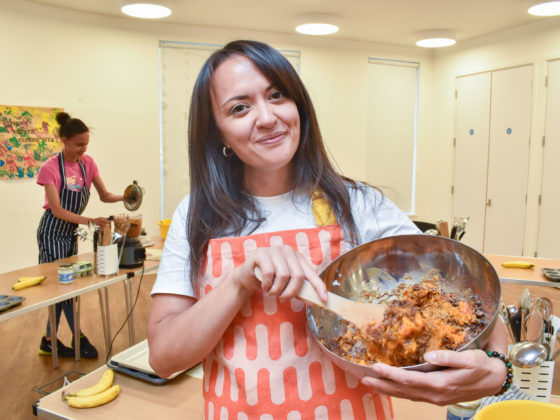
left=199, top=224, right=393, bottom=420
left=37, top=152, right=90, bottom=263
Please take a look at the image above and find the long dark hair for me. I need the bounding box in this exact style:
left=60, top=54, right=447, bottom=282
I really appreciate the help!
left=187, top=40, right=362, bottom=285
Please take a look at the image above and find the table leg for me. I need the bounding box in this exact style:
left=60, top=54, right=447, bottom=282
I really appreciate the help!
left=104, top=286, right=112, bottom=352
left=73, top=297, right=80, bottom=362
left=48, top=305, right=58, bottom=369
left=97, top=288, right=111, bottom=355
left=123, top=278, right=135, bottom=345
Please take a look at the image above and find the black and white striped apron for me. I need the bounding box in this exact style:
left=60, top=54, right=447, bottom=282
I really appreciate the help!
left=37, top=152, right=90, bottom=263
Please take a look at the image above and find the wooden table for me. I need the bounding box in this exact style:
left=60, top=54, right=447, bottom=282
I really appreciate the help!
left=487, top=254, right=560, bottom=289
left=34, top=252, right=560, bottom=418
left=33, top=365, right=560, bottom=420
left=0, top=240, right=161, bottom=369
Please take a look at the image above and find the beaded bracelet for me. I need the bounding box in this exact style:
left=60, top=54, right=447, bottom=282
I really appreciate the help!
left=486, top=350, right=513, bottom=396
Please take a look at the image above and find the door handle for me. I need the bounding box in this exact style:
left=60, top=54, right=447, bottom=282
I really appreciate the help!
left=487, top=199, right=492, bottom=207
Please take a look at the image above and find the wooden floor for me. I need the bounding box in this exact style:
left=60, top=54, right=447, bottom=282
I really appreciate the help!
left=0, top=273, right=156, bottom=420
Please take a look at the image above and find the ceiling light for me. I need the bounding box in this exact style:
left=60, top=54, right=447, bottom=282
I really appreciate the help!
left=121, top=2, right=172, bottom=19
left=415, top=30, right=456, bottom=48
left=528, top=1, right=560, bottom=16
left=295, top=14, right=340, bottom=36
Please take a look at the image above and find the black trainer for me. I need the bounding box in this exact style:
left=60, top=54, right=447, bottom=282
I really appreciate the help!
left=38, top=336, right=75, bottom=358
left=72, top=333, right=98, bottom=359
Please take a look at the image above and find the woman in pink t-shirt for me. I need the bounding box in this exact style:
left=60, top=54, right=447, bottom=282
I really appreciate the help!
left=36, top=112, right=123, bottom=359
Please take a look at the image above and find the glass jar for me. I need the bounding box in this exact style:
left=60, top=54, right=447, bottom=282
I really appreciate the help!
left=58, top=264, right=75, bottom=284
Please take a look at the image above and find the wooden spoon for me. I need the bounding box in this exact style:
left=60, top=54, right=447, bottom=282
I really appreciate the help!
left=254, top=267, right=386, bottom=328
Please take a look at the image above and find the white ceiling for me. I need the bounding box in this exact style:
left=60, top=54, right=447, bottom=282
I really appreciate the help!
left=29, top=0, right=556, bottom=46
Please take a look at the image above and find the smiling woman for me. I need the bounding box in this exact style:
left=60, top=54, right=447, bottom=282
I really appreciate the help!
left=147, top=40, right=508, bottom=419
left=209, top=54, right=301, bottom=196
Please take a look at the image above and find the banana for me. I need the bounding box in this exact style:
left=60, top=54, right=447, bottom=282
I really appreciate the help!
left=12, top=276, right=46, bottom=290
left=501, top=261, right=535, bottom=269
left=63, top=369, right=114, bottom=398
left=17, top=276, right=46, bottom=282
left=64, top=385, right=120, bottom=408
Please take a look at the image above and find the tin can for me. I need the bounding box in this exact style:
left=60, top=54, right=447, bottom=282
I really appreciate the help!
left=446, top=399, right=481, bottom=420
left=58, top=264, right=75, bottom=284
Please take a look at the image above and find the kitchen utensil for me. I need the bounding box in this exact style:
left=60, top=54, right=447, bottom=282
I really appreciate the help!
left=541, top=268, right=560, bottom=282
left=75, top=228, right=92, bottom=242
left=524, top=310, right=544, bottom=343
left=499, top=302, right=517, bottom=343
left=550, top=331, right=560, bottom=361
left=123, top=180, right=144, bottom=211
left=530, top=297, right=552, bottom=320
left=450, top=225, right=458, bottom=240
left=452, top=216, right=469, bottom=242
left=254, top=267, right=386, bottom=328
left=307, top=234, right=501, bottom=378
left=0, top=295, right=25, bottom=312
left=436, top=220, right=449, bottom=238
left=518, top=288, right=531, bottom=341
left=507, top=304, right=521, bottom=342
left=509, top=340, right=548, bottom=368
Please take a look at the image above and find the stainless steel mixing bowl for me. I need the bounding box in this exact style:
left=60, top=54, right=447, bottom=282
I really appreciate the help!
left=306, top=234, right=501, bottom=379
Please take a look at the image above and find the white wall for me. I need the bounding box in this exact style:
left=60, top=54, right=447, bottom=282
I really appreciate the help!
left=4, top=1, right=556, bottom=273
left=0, top=0, right=432, bottom=272
left=427, top=18, right=560, bottom=256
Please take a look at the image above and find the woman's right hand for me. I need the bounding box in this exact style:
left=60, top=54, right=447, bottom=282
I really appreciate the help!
left=233, top=246, right=328, bottom=303
left=91, top=217, right=111, bottom=228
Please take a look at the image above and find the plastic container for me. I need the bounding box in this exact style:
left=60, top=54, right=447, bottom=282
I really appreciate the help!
left=96, top=244, right=119, bottom=276
left=158, top=219, right=171, bottom=240
left=447, top=400, right=481, bottom=420
left=58, top=264, right=75, bottom=284
left=72, top=261, right=93, bottom=277
left=473, top=400, right=560, bottom=420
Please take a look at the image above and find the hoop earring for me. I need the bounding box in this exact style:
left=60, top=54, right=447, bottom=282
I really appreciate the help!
left=222, top=146, right=233, bottom=158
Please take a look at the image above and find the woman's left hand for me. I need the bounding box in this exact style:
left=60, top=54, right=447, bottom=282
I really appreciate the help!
left=361, top=348, right=507, bottom=405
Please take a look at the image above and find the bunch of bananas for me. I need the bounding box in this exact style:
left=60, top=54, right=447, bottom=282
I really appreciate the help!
left=12, top=276, right=46, bottom=290
left=62, top=369, right=120, bottom=408
left=501, top=261, right=535, bottom=269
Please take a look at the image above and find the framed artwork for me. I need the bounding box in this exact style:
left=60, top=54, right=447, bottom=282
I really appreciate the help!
left=0, top=105, right=62, bottom=180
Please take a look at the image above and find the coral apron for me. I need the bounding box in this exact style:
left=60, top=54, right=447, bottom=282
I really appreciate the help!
left=37, top=152, right=90, bottom=263
left=199, top=223, right=393, bottom=420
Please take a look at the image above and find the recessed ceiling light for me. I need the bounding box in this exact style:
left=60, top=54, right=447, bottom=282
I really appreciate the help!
left=296, top=23, right=339, bottom=36
left=416, top=30, right=456, bottom=48
left=528, top=1, right=560, bottom=16
left=121, top=2, right=172, bottom=19
left=294, top=14, right=340, bottom=36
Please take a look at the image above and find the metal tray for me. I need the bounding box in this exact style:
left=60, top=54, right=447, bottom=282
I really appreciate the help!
left=0, top=295, right=25, bottom=312
left=109, top=339, right=184, bottom=384
left=541, top=268, right=560, bottom=282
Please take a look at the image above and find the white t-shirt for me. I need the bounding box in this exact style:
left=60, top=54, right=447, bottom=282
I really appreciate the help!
left=151, top=185, right=420, bottom=297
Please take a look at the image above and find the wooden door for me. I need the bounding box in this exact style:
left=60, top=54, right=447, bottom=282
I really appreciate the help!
left=452, top=73, right=491, bottom=251
left=484, top=65, right=533, bottom=255
left=537, top=59, right=560, bottom=258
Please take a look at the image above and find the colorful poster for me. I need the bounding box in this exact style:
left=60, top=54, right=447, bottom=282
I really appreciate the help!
left=0, top=105, right=62, bottom=180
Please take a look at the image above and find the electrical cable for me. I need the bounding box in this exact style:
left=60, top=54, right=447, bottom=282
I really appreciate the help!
left=104, top=264, right=145, bottom=367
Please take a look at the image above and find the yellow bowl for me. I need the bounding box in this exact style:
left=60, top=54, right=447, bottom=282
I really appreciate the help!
left=158, top=219, right=171, bottom=240
left=474, top=400, right=560, bottom=420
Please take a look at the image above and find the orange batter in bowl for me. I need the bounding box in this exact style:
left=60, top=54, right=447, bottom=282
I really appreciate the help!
left=327, top=277, right=487, bottom=367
